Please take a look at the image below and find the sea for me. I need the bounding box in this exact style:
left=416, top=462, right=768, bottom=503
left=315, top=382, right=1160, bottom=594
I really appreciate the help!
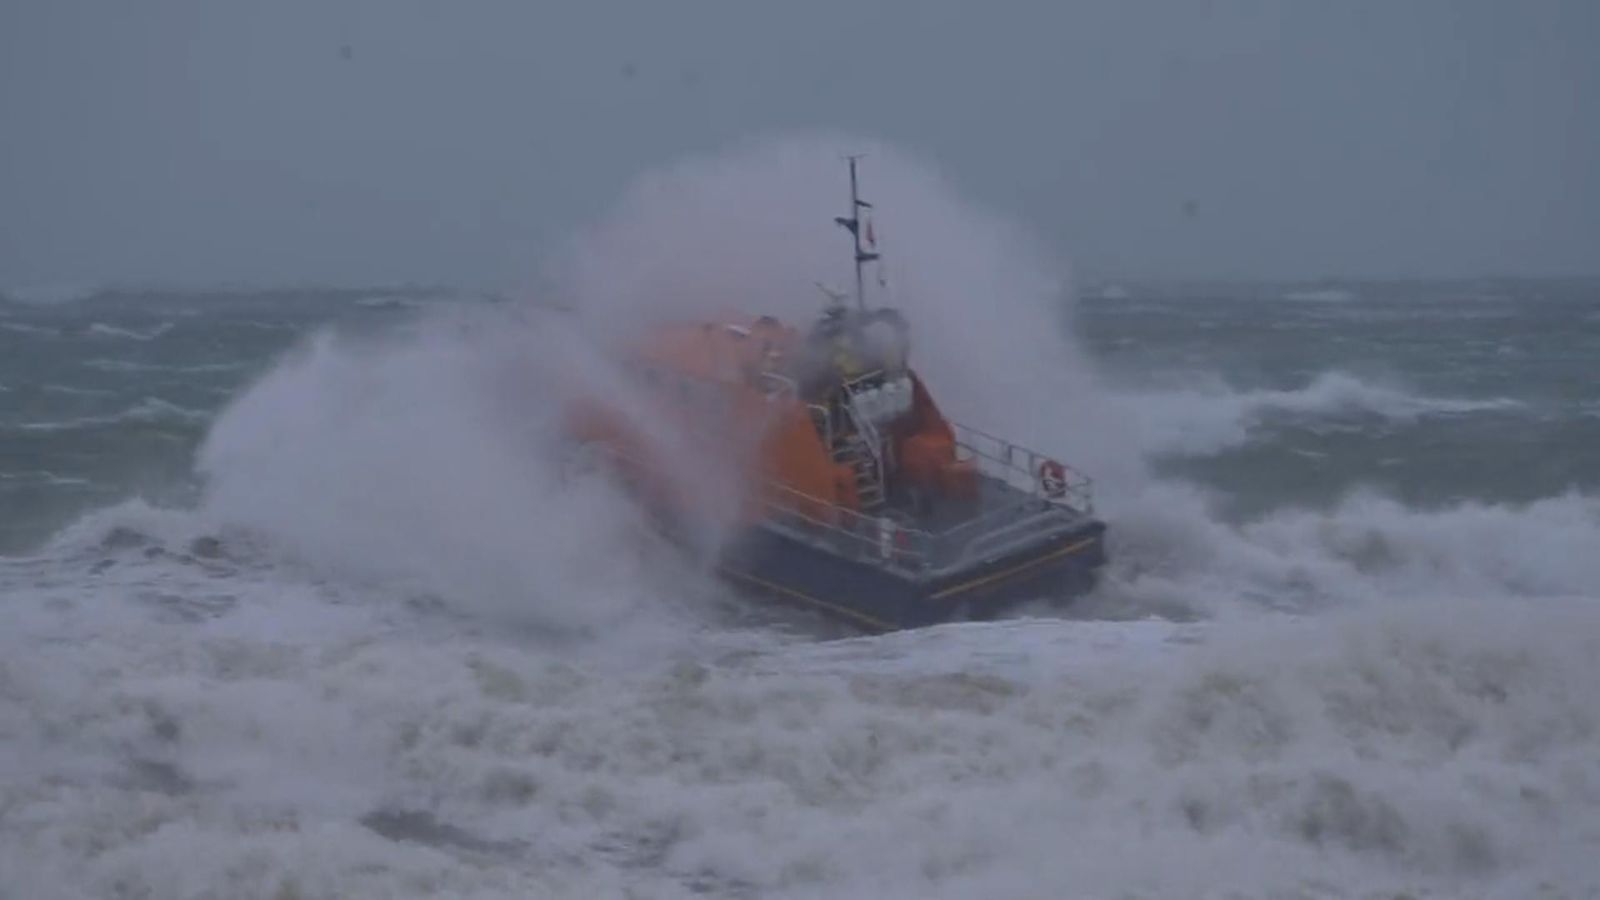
left=3, top=276, right=1598, bottom=899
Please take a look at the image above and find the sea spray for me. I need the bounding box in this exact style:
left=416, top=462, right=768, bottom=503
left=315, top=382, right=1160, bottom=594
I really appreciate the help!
left=550, top=133, right=1144, bottom=493
left=194, top=306, right=725, bottom=637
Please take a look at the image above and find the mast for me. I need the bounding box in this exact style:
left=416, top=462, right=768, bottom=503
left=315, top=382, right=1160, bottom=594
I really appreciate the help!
left=833, top=155, right=879, bottom=311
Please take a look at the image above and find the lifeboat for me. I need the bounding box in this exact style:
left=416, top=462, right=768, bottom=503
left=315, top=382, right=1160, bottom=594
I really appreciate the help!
left=563, top=161, right=1107, bottom=631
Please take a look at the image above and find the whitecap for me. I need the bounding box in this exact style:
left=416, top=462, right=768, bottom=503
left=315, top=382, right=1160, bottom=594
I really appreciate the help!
left=86, top=322, right=174, bottom=341
left=42, top=383, right=116, bottom=398
left=14, top=397, right=210, bottom=433
left=83, top=358, right=248, bottom=375
left=1123, top=370, right=1524, bottom=456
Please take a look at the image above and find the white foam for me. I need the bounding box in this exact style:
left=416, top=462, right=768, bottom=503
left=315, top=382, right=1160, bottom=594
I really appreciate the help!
left=193, top=306, right=731, bottom=644
left=87, top=321, right=174, bottom=341
left=83, top=358, right=251, bottom=374
left=1092, top=479, right=1600, bottom=625
left=1122, top=370, right=1523, bottom=456
left=2, top=546, right=1596, bottom=899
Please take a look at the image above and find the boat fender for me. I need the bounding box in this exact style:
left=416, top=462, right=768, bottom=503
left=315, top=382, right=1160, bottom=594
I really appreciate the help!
left=1038, top=459, right=1068, bottom=498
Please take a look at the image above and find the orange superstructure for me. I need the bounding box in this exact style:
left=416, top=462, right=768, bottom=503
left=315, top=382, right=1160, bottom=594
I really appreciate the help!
left=566, top=310, right=978, bottom=528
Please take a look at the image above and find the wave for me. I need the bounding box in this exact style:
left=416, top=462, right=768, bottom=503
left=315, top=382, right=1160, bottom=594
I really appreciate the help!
left=83, top=358, right=249, bottom=375
left=41, top=383, right=116, bottom=398
left=0, top=321, right=61, bottom=337
left=1282, top=287, right=1357, bottom=302
left=1, top=321, right=176, bottom=340
left=192, top=310, right=722, bottom=640
left=1, top=544, right=1594, bottom=897
left=1090, top=480, right=1600, bottom=627
left=12, top=397, right=210, bottom=434
left=354, top=294, right=426, bottom=310
left=0, top=282, right=104, bottom=305
left=87, top=321, right=174, bottom=341
left=0, top=470, right=93, bottom=488
left=1123, top=371, right=1523, bottom=456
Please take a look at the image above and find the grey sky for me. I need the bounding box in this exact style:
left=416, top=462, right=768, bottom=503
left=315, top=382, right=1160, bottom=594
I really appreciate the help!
left=2, top=0, right=1595, bottom=287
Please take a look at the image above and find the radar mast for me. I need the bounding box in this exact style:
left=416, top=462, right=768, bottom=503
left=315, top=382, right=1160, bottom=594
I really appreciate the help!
left=832, top=155, right=880, bottom=312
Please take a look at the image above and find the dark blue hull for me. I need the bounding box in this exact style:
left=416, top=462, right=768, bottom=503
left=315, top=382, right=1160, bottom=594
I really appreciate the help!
left=717, top=517, right=1108, bottom=632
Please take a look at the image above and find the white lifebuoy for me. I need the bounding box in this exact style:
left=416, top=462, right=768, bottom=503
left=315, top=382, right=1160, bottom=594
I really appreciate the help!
left=1038, top=459, right=1067, bottom=498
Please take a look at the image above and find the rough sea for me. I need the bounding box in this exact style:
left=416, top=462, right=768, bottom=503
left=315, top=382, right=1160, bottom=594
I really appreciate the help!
left=4, top=275, right=1597, bottom=900
left=3, top=133, right=1599, bottom=900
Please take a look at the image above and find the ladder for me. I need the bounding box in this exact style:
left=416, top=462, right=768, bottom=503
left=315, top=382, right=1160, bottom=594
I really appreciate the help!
left=833, top=430, right=885, bottom=511
left=833, top=381, right=888, bottom=512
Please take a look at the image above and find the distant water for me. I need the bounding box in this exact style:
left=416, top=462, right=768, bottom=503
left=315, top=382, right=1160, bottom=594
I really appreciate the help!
left=1077, top=278, right=1600, bottom=516
left=3, top=279, right=1599, bottom=899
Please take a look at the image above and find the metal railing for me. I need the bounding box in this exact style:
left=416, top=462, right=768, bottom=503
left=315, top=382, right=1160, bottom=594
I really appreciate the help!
left=760, top=478, right=937, bottom=570
left=577, top=420, right=1093, bottom=575
left=951, top=422, right=1094, bottom=514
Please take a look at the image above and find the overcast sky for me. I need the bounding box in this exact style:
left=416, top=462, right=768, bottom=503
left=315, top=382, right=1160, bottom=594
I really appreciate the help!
left=2, top=0, right=1595, bottom=288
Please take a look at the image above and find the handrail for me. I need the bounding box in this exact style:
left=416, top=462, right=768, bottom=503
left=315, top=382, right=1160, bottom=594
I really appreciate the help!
left=570, top=408, right=1094, bottom=573
left=951, top=422, right=1093, bottom=514
left=760, top=478, right=934, bottom=569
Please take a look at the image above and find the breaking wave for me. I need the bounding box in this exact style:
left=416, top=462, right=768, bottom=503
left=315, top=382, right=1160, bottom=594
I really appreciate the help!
left=1123, top=371, right=1522, bottom=456
left=1097, top=482, right=1600, bottom=622
left=192, top=307, right=726, bottom=643
left=2, top=544, right=1595, bottom=898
